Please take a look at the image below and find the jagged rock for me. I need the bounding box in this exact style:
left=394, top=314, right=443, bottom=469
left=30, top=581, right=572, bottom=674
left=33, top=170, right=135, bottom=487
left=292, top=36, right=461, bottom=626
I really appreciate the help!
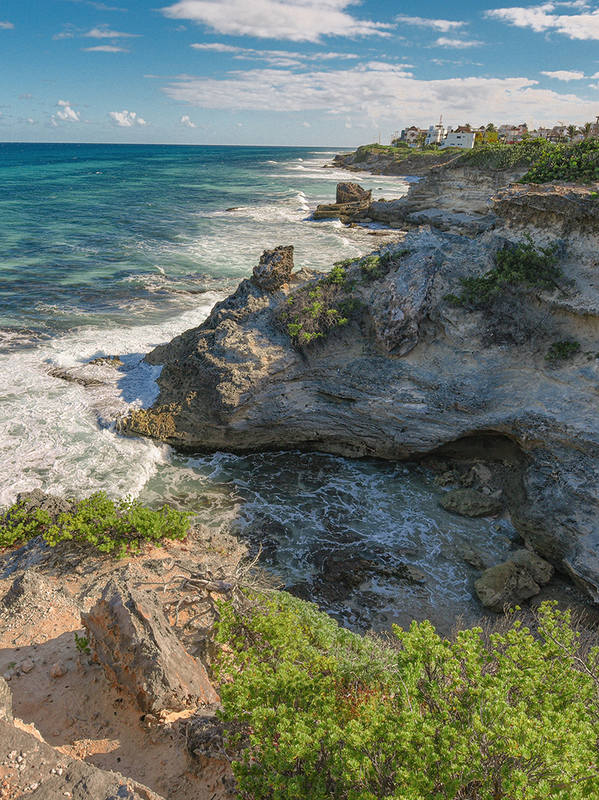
left=47, top=366, right=105, bottom=387
left=0, top=676, right=12, bottom=722
left=475, top=560, right=541, bottom=612
left=336, top=182, right=372, bottom=205
left=510, top=548, right=554, bottom=585
left=118, top=189, right=599, bottom=603
left=252, top=245, right=294, bottom=293
left=440, top=489, right=503, bottom=518
left=82, top=574, right=219, bottom=713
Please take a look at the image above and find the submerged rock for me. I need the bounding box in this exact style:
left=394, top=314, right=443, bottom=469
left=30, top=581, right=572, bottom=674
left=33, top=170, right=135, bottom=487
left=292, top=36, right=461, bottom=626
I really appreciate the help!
left=440, top=488, right=503, bottom=518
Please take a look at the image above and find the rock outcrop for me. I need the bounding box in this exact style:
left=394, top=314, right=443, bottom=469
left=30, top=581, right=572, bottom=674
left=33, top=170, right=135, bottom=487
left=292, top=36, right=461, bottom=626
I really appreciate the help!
left=440, top=488, right=503, bottom=518
left=252, top=245, right=294, bottom=293
left=82, top=573, right=219, bottom=713
left=313, top=182, right=372, bottom=222
left=336, top=182, right=372, bottom=205
left=119, top=175, right=599, bottom=604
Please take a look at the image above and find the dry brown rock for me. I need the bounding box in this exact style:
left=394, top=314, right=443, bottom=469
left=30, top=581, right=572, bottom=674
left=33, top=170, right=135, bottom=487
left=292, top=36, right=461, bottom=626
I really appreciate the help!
left=252, top=245, right=294, bottom=293
left=336, top=182, right=372, bottom=205
left=82, top=574, right=219, bottom=714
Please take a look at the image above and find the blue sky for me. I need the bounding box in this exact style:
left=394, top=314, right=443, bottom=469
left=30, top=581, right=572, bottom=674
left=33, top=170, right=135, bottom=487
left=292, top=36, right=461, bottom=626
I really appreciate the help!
left=2, top=0, right=599, bottom=145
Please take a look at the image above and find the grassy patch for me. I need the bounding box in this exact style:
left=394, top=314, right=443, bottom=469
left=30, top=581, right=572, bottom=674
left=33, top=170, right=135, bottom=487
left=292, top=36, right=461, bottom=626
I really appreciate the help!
left=546, top=339, right=581, bottom=362
left=0, top=491, right=191, bottom=557
left=446, top=236, right=561, bottom=308
left=215, top=591, right=599, bottom=800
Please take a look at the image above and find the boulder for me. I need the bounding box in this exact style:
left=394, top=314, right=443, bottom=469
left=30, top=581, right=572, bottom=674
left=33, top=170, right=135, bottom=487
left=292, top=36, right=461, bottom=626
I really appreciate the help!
left=82, top=574, right=219, bottom=713
left=511, top=548, right=554, bottom=585
left=440, top=488, right=503, bottom=518
left=14, top=489, right=75, bottom=521
left=336, top=182, right=372, bottom=205
left=475, top=561, right=540, bottom=612
left=252, top=245, right=294, bottom=293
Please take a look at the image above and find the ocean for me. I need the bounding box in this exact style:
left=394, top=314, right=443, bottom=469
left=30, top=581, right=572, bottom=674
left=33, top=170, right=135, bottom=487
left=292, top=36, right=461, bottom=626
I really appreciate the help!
left=0, top=142, right=515, bottom=630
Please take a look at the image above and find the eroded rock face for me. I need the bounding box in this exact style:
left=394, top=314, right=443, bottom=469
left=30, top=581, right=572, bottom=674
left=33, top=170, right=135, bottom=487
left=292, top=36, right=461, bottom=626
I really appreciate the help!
left=336, top=182, right=372, bottom=205
left=252, top=245, right=294, bottom=293
left=82, top=573, right=219, bottom=713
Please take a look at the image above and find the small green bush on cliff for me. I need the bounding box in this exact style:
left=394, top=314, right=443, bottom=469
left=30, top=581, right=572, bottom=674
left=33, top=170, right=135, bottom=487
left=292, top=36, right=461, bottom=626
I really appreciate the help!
left=216, top=592, right=599, bottom=800
left=521, top=140, right=599, bottom=184
left=446, top=236, right=561, bottom=308
left=0, top=491, right=191, bottom=557
left=546, top=339, right=581, bottom=363
left=455, top=139, right=553, bottom=171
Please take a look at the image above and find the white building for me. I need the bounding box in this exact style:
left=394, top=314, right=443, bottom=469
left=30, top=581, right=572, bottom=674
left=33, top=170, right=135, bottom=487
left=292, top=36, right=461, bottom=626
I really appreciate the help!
left=425, top=121, right=447, bottom=146
left=440, top=129, right=476, bottom=149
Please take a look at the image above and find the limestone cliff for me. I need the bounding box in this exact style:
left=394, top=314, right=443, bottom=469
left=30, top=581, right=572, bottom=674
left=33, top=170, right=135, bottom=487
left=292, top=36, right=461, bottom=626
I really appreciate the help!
left=119, top=179, right=599, bottom=603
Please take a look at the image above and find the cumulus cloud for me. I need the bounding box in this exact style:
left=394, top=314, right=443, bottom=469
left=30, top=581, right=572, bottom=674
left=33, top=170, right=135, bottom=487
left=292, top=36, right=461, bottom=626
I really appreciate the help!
left=161, top=0, right=392, bottom=42
left=83, top=44, right=129, bottom=51
left=54, top=100, right=81, bottom=122
left=190, top=42, right=359, bottom=67
left=541, top=69, right=586, bottom=79
left=180, top=114, right=196, bottom=127
left=395, top=16, right=466, bottom=32
left=487, top=3, right=599, bottom=40
left=84, top=26, right=140, bottom=38
left=0, top=21, right=14, bottom=29
left=434, top=37, right=483, bottom=48
left=109, top=110, right=147, bottom=127
left=162, top=62, right=599, bottom=127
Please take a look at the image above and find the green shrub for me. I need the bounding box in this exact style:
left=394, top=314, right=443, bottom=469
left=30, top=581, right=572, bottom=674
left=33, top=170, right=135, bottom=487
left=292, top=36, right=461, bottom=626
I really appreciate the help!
left=447, top=236, right=561, bottom=308
left=520, top=139, right=599, bottom=184
left=455, top=139, right=553, bottom=171
left=0, top=491, right=191, bottom=557
left=215, top=592, right=599, bottom=800
left=546, top=339, right=581, bottom=362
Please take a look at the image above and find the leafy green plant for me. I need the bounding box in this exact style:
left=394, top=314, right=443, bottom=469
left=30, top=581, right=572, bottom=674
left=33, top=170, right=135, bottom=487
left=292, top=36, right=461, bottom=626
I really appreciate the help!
left=215, top=593, right=599, bottom=800
left=546, top=339, right=581, bottom=362
left=74, top=632, right=91, bottom=655
left=447, top=236, right=561, bottom=308
left=520, top=139, right=599, bottom=184
left=0, top=491, right=191, bottom=557
left=455, top=139, right=554, bottom=171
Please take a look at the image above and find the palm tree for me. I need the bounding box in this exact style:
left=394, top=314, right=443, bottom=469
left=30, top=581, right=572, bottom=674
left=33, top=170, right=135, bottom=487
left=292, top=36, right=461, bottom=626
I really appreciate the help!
left=580, top=122, right=593, bottom=140
left=566, top=124, right=578, bottom=141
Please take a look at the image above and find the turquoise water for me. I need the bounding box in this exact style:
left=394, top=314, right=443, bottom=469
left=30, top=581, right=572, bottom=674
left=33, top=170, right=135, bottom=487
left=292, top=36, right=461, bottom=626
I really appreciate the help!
left=0, top=143, right=515, bottom=630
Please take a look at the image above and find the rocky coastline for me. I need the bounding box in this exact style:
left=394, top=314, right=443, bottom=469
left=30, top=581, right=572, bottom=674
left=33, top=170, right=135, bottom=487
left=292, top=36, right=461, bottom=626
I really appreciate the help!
left=115, top=152, right=599, bottom=612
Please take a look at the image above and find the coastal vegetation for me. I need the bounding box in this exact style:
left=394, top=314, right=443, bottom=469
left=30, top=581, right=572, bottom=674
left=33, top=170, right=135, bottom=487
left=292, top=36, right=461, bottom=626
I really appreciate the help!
left=546, top=339, right=581, bottom=362
left=455, top=139, right=553, bottom=170
left=520, top=139, right=599, bottom=183
left=0, top=491, right=191, bottom=557
left=215, top=590, right=599, bottom=800
left=445, top=237, right=561, bottom=308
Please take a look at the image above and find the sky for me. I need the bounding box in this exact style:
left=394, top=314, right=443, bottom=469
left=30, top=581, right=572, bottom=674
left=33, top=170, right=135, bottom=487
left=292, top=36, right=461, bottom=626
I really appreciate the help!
left=2, top=0, right=599, bottom=145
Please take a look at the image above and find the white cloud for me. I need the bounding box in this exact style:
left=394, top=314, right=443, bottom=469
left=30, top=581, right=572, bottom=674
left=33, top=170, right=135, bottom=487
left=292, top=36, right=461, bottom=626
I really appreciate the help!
left=487, top=3, right=599, bottom=40
left=54, top=100, right=81, bottom=122
left=395, top=16, right=466, bottom=32
left=0, top=21, right=14, bottom=29
left=84, top=26, right=140, bottom=38
left=26, top=118, right=35, bottom=124
left=109, top=110, right=147, bottom=127
left=541, top=69, right=586, bottom=79
left=162, top=61, right=599, bottom=127
left=190, top=42, right=359, bottom=67
left=434, top=37, right=483, bottom=48
left=83, top=45, right=129, bottom=52
left=180, top=114, right=196, bottom=127
left=161, top=0, right=392, bottom=42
